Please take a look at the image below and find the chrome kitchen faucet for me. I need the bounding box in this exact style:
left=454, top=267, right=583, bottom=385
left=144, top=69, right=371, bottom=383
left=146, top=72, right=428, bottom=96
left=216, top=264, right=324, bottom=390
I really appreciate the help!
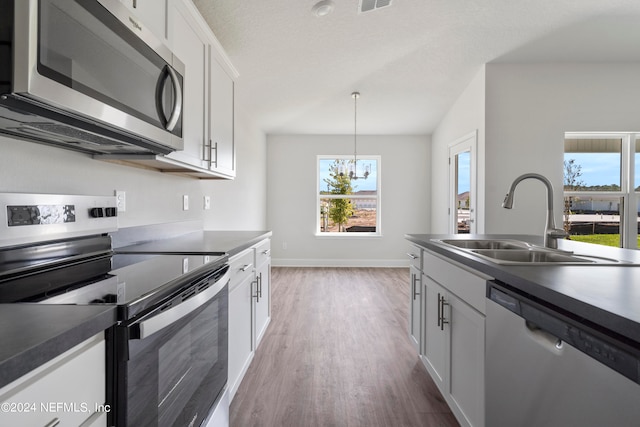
left=502, top=173, right=568, bottom=249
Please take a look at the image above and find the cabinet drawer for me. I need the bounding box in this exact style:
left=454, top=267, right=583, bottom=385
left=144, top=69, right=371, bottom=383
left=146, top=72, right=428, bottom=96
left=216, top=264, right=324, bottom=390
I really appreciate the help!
left=254, top=239, right=271, bottom=268
left=423, top=250, right=490, bottom=314
left=407, top=245, right=422, bottom=270
left=0, top=333, right=106, bottom=427
left=229, top=248, right=255, bottom=291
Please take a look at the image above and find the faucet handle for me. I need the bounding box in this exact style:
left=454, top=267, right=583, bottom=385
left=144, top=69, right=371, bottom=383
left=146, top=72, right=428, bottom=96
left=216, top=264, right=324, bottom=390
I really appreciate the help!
left=548, top=228, right=569, bottom=239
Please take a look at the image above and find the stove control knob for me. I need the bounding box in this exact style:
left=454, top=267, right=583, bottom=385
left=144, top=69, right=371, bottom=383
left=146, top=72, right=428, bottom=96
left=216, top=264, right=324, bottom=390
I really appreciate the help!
left=105, top=207, right=118, bottom=217
left=89, top=207, right=104, bottom=218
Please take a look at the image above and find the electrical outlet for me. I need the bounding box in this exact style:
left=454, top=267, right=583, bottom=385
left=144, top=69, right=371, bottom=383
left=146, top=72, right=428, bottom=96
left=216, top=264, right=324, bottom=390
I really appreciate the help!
left=115, top=190, right=126, bottom=212
left=182, top=257, right=189, bottom=273
left=282, top=241, right=288, bottom=250
left=204, top=196, right=211, bottom=210
left=183, top=195, right=189, bottom=211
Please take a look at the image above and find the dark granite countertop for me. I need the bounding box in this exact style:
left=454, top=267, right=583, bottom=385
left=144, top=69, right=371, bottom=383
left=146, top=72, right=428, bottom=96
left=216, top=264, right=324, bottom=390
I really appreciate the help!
left=115, top=230, right=272, bottom=257
left=406, top=234, right=640, bottom=347
left=0, top=304, right=116, bottom=389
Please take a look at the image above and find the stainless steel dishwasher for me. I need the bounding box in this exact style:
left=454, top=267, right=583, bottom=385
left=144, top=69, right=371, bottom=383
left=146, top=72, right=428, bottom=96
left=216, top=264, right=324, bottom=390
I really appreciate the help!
left=486, top=280, right=640, bottom=427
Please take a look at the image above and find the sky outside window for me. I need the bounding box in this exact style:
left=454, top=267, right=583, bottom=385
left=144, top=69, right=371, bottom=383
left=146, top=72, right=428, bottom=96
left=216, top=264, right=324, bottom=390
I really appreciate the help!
left=564, top=138, right=621, bottom=189
left=457, top=151, right=471, bottom=194
left=318, top=158, right=378, bottom=192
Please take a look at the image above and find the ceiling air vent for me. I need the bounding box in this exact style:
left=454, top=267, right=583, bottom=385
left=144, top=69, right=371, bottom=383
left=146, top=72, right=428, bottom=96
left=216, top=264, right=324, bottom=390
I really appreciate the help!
left=359, top=0, right=393, bottom=13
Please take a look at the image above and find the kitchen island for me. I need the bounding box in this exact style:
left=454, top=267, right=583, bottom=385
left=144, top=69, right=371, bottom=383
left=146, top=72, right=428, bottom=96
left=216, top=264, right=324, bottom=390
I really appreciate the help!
left=406, top=234, right=640, bottom=343
left=406, top=233, right=640, bottom=427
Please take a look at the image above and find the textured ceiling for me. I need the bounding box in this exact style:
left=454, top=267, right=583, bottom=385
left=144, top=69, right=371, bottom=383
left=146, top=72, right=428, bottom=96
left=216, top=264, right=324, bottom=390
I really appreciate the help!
left=193, top=0, right=640, bottom=135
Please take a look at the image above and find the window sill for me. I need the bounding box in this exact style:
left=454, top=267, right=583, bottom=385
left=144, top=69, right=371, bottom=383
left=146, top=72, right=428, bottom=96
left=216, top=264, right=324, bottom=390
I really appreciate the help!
left=315, top=232, right=383, bottom=238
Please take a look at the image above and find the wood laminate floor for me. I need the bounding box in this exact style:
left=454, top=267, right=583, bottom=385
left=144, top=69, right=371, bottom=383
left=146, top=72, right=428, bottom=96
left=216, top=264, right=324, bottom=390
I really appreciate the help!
left=230, top=267, right=459, bottom=427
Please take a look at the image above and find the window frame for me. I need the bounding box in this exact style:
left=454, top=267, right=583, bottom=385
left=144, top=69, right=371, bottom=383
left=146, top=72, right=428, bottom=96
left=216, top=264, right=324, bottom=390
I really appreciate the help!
left=563, top=132, right=638, bottom=249
left=316, top=155, right=382, bottom=237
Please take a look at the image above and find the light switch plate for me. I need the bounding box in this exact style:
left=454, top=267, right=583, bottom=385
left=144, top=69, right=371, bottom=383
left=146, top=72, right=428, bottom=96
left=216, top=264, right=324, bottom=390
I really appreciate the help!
left=204, top=196, right=211, bottom=210
left=183, top=195, right=189, bottom=211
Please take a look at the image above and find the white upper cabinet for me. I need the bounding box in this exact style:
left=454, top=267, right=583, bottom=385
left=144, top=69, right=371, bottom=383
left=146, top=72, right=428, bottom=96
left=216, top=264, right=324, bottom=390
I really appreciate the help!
left=167, top=0, right=208, bottom=170
left=166, top=0, right=238, bottom=178
left=103, top=0, right=238, bottom=179
left=208, top=53, right=235, bottom=178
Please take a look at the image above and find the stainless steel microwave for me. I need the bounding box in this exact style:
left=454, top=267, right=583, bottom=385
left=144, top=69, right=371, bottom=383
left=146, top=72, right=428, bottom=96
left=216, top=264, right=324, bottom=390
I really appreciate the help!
left=0, top=0, right=184, bottom=155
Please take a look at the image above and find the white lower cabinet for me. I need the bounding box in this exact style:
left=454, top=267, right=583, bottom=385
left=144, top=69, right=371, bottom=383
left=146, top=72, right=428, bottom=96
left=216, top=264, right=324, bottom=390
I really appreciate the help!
left=0, top=333, right=106, bottom=427
left=408, top=245, right=423, bottom=353
left=228, top=265, right=255, bottom=401
left=253, top=240, right=271, bottom=348
left=420, top=250, right=489, bottom=427
left=409, top=264, right=422, bottom=352
left=227, top=238, right=271, bottom=402
left=422, top=274, right=448, bottom=385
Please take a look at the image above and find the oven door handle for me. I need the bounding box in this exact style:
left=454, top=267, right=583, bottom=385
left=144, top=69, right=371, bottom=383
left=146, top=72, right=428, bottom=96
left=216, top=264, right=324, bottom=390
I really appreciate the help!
left=134, top=271, right=230, bottom=340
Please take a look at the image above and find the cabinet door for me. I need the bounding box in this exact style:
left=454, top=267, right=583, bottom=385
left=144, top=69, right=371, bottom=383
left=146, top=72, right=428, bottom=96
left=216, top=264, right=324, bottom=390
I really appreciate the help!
left=166, top=0, right=207, bottom=168
left=228, top=273, right=255, bottom=401
left=254, top=261, right=271, bottom=348
left=422, top=274, right=447, bottom=388
left=409, top=265, right=421, bottom=352
left=0, top=334, right=105, bottom=427
left=447, top=294, right=485, bottom=427
left=208, top=54, right=235, bottom=177
left=119, top=0, right=167, bottom=41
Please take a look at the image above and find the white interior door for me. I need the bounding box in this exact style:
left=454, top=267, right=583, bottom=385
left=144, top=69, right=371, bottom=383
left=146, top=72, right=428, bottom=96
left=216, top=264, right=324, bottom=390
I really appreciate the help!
left=449, top=131, right=477, bottom=234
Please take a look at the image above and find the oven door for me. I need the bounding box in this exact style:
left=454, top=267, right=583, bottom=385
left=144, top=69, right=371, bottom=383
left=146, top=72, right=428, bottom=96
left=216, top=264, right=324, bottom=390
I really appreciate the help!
left=110, top=269, right=229, bottom=427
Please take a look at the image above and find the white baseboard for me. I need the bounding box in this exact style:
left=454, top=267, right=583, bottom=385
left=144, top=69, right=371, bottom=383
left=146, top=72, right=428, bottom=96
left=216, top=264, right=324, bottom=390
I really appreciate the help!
left=272, top=258, right=409, bottom=268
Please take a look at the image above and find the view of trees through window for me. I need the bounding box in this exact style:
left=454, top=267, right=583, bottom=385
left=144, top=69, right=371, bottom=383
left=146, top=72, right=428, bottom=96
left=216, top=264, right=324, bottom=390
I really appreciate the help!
left=563, top=134, right=640, bottom=248
left=318, top=157, right=380, bottom=234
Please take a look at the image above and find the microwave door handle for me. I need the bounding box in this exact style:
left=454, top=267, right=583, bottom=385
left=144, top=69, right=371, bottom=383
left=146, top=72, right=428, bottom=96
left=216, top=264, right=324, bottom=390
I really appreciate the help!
left=164, top=65, right=182, bottom=132
left=156, top=65, right=183, bottom=131
left=134, top=271, right=230, bottom=340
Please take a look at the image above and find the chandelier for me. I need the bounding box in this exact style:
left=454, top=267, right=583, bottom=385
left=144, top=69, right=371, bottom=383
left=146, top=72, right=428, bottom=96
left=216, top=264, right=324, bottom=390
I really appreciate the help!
left=339, top=91, right=370, bottom=180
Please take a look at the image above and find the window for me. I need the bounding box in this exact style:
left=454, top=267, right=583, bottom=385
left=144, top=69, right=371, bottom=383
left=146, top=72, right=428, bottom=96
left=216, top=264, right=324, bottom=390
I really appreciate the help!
left=317, top=156, right=381, bottom=236
left=449, top=131, right=477, bottom=234
left=563, top=133, right=639, bottom=248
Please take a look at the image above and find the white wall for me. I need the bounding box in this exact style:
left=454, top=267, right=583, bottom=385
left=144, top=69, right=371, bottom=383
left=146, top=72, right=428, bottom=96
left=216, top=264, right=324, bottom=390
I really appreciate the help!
left=267, top=134, right=430, bottom=267
left=484, top=63, right=640, bottom=235
left=431, top=66, right=486, bottom=233
left=203, top=109, right=268, bottom=230
left=0, top=112, right=266, bottom=230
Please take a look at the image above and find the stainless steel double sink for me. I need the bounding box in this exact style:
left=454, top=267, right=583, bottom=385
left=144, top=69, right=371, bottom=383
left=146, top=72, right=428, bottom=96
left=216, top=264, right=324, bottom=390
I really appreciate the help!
left=431, top=239, right=626, bottom=265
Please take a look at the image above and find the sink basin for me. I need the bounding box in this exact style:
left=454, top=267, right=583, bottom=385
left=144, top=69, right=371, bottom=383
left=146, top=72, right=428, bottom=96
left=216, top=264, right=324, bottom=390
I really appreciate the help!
left=471, top=249, right=589, bottom=264
left=431, top=238, right=629, bottom=265
left=436, top=239, right=531, bottom=250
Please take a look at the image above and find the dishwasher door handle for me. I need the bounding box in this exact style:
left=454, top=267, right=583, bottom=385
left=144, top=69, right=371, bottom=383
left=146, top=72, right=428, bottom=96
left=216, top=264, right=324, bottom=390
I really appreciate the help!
left=525, top=320, right=564, bottom=354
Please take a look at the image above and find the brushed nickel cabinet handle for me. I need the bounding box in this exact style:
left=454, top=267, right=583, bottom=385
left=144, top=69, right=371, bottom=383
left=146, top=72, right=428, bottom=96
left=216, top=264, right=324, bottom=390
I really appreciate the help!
left=212, top=142, right=218, bottom=168
left=440, top=295, right=449, bottom=331
left=253, top=277, right=260, bottom=303
left=437, top=292, right=441, bottom=327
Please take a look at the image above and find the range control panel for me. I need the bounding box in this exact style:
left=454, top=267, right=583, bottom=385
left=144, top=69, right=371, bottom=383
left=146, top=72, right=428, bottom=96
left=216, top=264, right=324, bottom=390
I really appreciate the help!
left=0, top=193, right=118, bottom=247
left=8, top=204, right=76, bottom=226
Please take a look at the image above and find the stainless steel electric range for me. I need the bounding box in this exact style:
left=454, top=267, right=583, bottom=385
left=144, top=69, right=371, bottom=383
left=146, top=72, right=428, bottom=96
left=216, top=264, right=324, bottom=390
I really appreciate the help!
left=0, top=193, right=229, bottom=427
